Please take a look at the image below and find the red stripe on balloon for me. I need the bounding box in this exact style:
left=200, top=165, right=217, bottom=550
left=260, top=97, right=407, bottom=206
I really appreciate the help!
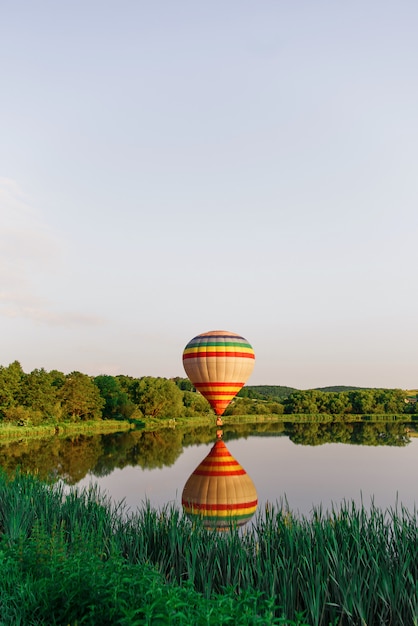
left=183, top=351, right=255, bottom=359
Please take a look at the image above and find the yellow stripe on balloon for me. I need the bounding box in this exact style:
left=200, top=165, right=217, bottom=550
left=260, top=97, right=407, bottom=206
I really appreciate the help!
left=183, top=346, right=255, bottom=355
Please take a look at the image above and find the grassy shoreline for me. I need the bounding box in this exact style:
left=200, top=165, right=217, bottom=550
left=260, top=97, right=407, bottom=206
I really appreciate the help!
left=1, top=470, right=418, bottom=625
left=0, top=412, right=415, bottom=442
left=0, top=418, right=135, bottom=441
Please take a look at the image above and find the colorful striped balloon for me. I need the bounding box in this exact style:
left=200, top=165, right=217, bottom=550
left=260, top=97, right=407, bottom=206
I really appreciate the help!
left=181, top=439, right=258, bottom=530
left=182, top=330, right=255, bottom=416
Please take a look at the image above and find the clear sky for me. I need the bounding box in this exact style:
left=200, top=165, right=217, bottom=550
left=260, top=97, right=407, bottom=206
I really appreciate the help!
left=1, top=1, right=418, bottom=389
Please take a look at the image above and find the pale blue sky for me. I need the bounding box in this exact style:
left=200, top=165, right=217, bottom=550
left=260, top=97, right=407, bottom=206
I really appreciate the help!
left=1, top=1, right=418, bottom=388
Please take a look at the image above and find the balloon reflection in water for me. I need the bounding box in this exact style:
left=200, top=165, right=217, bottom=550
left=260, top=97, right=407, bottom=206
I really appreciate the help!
left=182, top=435, right=258, bottom=530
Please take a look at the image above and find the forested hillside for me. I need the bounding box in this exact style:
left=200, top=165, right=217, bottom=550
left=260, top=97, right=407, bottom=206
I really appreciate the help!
left=236, top=385, right=416, bottom=416
left=315, top=385, right=369, bottom=393
left=241, top=385, right=372, bottom=401
left=237, top=385, right=297, bottom=401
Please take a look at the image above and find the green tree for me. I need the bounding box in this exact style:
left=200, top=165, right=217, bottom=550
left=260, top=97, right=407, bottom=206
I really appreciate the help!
left=49, top=369, right=66, bottom=390
left=116, top=375, right=142, bottom=405
left=0, top=361, right=24, bottom=416
left=269, top=402, right=285, bottom=414
left=59, top=372, right=105, bottom=421
left=224, top=397, right=258, bottom=415
left=94, top=375, right=135, bottom=419
left=348, top=390, right=378, bottom=414
left=324, top=392, right=352, bottom=415
left=172, top=377, right=195, bottom=391
left=284, top=390, right=323, bottom=414
left=238, top=385, right=297, bottom=401
left=135, top=377, right=184, bottom=419
left=182, top=390, right=210, bottom=416
left=376, top=389, right=407, bottom=414
left=19, top=368, right=59, bottom=421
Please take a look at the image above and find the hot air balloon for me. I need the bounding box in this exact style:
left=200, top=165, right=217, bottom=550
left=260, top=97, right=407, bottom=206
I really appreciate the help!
left=182, top=330, right=255, bottom=417
left=182, top=438, right=258, bottom=530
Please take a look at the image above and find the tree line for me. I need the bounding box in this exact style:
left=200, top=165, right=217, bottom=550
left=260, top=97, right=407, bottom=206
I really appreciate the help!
left=0, top=361, right=416, bottom=427
left=0, top=362, right=212, bottom=426
left=282, top=388, right=413, bottom=415
left=231, top=387, right=417, bottom=416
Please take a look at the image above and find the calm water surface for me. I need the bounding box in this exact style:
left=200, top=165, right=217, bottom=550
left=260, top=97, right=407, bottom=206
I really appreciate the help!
left=2, top=421, right=417, bottom=519
left=74, top=428, right=418, bottom=518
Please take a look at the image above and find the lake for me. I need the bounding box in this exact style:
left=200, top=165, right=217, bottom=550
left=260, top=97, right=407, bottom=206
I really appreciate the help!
left=1, top=419, right=417, bottom=520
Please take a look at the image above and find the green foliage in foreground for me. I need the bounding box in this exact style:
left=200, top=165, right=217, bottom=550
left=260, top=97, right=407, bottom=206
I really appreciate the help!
left=0, top=472, right=305, bottom=626
left=2, top=473, right=418, bottom=625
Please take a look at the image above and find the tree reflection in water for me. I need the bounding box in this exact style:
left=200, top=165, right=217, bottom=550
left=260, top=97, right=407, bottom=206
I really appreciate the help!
left=0, top=419, right=414, bottom=484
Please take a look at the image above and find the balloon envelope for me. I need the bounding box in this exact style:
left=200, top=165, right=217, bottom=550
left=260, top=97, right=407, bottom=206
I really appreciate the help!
left=182, top=439, right=258, bottom=530
left=182, top=330, right=255, bottom=416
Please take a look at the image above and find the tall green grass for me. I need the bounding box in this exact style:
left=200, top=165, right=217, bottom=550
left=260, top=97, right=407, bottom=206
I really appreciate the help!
left=1, top=471, right=418, bottom=624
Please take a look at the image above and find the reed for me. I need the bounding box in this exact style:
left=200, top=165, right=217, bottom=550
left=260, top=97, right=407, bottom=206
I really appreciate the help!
left=2, top=470, right=418, bottom=624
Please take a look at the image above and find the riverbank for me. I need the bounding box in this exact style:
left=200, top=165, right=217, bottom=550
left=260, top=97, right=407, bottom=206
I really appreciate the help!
left=0, top=413, right=282, bottom=441
left=0, top=418, right=136, bottom=441
left=140, top=411, right=416, bottom=430
left=0, top=412, right=415, bottom=442
left=1, top=470, right=418, bottom=625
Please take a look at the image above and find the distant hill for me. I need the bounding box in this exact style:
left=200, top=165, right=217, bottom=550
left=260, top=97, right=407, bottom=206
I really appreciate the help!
left=314, top=385, right=370, bottom=393
left=240, top=384, right=401, bottom=402
left=238, top=385, right=298, bottom=402
left=181, top=379, right=413, bottom=404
